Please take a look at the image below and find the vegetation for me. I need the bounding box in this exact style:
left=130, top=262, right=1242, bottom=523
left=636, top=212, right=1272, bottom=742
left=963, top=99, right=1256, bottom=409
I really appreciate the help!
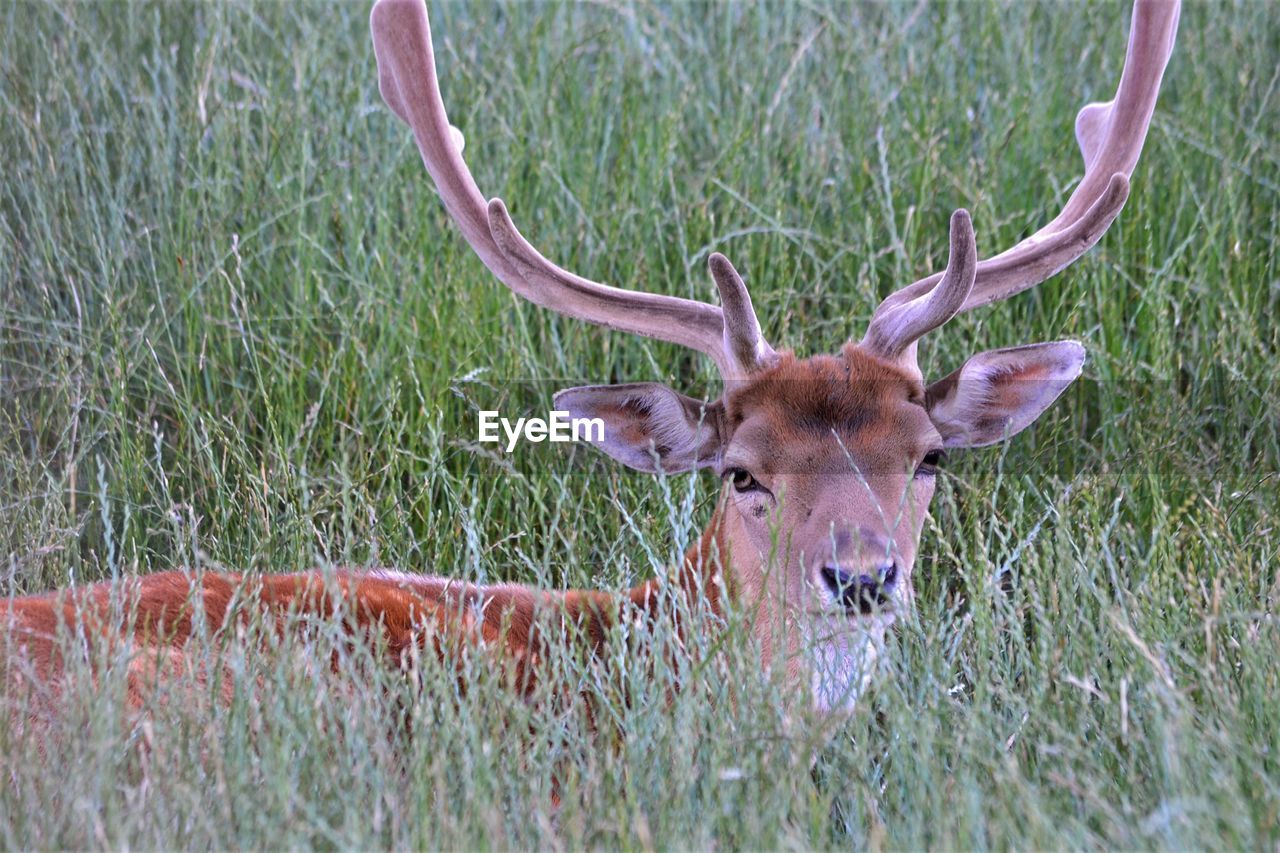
left=2, top=0, right=1277, bottom=846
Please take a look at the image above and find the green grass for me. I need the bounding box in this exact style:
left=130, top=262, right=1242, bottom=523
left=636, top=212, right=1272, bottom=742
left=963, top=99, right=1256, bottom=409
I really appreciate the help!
left=2, top=0, right=1278, bottom=847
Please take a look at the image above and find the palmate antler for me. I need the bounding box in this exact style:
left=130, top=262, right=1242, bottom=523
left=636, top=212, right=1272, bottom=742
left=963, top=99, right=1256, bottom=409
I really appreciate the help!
left=863, top=0, right=1181, bottom=367
left=369, top=0, right=775, bottom=380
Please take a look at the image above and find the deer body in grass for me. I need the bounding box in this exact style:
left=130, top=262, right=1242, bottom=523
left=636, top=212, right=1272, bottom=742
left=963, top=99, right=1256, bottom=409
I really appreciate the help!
left=2, top=0, right=1179, bottom=718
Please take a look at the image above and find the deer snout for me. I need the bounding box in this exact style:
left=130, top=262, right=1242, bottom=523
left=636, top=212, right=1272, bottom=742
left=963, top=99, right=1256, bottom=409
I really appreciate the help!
left=819, top=561, right=897, bottom=614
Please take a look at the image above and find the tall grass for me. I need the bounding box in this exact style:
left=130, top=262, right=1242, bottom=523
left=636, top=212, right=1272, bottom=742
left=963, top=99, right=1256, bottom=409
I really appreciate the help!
left=1, top=0, right=1277, bottom=847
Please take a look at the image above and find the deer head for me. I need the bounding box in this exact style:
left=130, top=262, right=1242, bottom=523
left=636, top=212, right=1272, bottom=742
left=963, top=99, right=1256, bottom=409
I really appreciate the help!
left=370, top=0, right=1179, bottom=713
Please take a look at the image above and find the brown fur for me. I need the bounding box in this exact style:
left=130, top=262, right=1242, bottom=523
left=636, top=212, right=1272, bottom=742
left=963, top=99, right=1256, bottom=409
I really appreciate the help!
left=1, top=342, right=1074, bottom=724
left=0, top=522, right=729, bottom=718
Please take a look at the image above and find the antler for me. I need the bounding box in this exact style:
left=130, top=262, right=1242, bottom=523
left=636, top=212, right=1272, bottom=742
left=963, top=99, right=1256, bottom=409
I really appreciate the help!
left=863, top=0, right=1180, bottom=365
left=370, top=0, right=776, bottom=379
left=860, top=209, right=977, bottom=360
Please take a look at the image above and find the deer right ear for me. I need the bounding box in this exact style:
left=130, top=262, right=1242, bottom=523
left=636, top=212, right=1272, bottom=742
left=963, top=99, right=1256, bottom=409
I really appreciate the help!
left=924, top=341, right=1086, bottom=448
left=554, top=384, right=723, bottom=474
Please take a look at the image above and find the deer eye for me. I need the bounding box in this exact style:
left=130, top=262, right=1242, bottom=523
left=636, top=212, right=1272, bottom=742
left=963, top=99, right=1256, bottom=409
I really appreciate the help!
left=915, top=449, right=947, bottom=478
left=726, top=467, right=761, bottom=493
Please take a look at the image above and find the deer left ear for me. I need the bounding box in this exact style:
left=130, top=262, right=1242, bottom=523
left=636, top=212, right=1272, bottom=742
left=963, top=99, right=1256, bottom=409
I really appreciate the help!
left=925, top=341, right=1085, bottom=448
left=553, top=383, right=724, bottom=474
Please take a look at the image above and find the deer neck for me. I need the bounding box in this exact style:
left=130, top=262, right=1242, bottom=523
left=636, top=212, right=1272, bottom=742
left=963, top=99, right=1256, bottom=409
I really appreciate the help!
left=621, top=499, right=735, bottom=616
left=530, top=494, right=738, bottom=658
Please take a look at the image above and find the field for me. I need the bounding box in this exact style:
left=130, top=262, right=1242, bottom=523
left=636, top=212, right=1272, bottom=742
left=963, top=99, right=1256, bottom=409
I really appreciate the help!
left=2, top=0, right=1278, bottom=847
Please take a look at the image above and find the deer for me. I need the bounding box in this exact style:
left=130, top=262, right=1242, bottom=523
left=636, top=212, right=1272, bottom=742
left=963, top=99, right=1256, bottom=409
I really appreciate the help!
left=2, top=0, right=1178, bottom=726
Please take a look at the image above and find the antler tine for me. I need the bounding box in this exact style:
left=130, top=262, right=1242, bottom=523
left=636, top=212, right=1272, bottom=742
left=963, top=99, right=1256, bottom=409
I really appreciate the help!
left=370, top=0, right=772, bottom=380
left=863, top=209, right=976, bottom=361
left=865, top=0, right=1179, bottom=349
left=707, top=253, right=778, bottom=375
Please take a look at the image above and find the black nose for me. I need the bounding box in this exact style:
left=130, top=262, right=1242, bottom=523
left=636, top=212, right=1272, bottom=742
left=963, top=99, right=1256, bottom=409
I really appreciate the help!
left=820, top=562, right=897, bottom=614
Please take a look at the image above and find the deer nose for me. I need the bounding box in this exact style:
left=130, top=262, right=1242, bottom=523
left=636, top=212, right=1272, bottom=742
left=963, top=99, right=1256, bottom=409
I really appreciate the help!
left=820, top=562, right=897, bottom=614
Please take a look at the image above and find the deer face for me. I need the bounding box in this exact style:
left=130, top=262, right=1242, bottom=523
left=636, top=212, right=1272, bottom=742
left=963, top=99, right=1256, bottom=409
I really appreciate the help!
left=558, top=339, right=1084, bottom=713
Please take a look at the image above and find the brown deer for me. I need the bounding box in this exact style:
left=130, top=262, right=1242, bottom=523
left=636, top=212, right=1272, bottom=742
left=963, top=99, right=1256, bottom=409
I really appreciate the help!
left=2, top=0, right=1179, bottom=721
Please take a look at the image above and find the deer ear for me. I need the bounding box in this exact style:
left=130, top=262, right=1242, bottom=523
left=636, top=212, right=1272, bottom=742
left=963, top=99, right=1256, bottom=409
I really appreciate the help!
left=553, top=384, right=723, bottom=474
left=925, top=341, right=1085, bottom=448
